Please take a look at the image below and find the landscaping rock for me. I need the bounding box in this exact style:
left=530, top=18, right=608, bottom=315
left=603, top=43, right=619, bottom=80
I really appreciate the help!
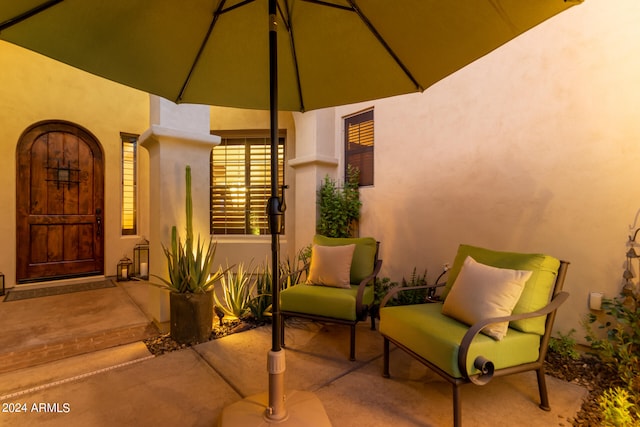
left=544, top=351, right=621, bottom=426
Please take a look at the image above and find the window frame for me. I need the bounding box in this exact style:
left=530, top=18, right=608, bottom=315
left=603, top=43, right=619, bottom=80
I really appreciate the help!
left=344, top=108, right=374, bottom=187
left=210, top=129, right=286, bottom=236
left=120, top=133, right=138, bottom=236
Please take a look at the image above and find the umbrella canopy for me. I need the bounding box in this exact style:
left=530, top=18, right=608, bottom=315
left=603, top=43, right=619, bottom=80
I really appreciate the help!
left=1, top=0, right=580, bottom=112
left=0, top=0, right=581, bottom=423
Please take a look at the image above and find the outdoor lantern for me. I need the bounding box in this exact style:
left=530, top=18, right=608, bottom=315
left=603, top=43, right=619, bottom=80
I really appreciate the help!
left=133, top=237, right=150, bottom=280
left=117, top=256, right=132, bottom=281
left=625, top=229, right=640, bottom=297
left=0, top=272, right=4, bottom=296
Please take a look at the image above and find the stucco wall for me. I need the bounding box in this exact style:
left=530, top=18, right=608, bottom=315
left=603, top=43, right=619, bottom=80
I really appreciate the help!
left=0, top=41, right=298, bottom=287
left=3, top=0, right=637, bottom=343
left=0, top=41, right=150, bottom=286
left=293, top=0, right=640, bottom=340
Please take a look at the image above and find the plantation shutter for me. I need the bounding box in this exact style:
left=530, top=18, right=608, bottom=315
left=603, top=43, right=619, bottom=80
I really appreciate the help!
left=211, top=131, right=285, bottom=235
left=121, top=133, right=137, bottom=235
left=345, top=109, right=374, bottom=186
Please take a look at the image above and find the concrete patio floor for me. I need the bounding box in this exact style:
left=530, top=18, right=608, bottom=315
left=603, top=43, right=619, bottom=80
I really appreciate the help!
left=0, top=279, right=588, bottom=426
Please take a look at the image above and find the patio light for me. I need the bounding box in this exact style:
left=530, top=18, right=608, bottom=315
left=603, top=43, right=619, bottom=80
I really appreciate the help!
left=624, top=231, right=640, bottom=296
left=133, top=237, right=150, bottom=280
left=117, top=256, right=132, bottom=282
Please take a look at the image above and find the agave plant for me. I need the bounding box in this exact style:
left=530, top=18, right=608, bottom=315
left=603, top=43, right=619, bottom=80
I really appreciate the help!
left=280, top=245, right=312, bottom=290
left=152, top=165, right=223, bottom=293
left=248, top=261, right=273, bottom=321
left=214, top=262, right=256, bottom=318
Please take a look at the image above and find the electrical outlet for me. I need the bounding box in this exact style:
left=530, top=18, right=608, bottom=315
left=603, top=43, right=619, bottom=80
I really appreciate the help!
left=443, top=263, right=450, bottom=272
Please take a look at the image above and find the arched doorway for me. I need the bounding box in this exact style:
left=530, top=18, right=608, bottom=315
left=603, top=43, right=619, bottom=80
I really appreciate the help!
left=16, top=120, right=104, bottom=283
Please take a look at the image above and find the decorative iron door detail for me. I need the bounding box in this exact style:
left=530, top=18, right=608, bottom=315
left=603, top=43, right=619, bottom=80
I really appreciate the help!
left=45, top=160, right=82, bottom=189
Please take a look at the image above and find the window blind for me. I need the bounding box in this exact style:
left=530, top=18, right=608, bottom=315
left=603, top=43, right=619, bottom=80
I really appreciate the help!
left=211, top=132, right=285, bottom=235
left=345, top=109, right=374, bottom=186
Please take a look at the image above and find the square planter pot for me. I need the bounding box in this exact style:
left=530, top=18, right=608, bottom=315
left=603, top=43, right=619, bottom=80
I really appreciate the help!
left=170, top=291, right=214, bottom=344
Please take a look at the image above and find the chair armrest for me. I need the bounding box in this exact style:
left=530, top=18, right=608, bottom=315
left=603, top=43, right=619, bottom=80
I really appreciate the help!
left=355, top=259, right=383, bottom=317
left=458, top=291, right=569, bottom=385
left=380, top=283, right=446, bottom=309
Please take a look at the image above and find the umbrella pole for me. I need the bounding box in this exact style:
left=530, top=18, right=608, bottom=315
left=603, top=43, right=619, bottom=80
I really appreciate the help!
left=266, top=0, right=287, bottom=420
left=219, top=1, right=330, bottom=425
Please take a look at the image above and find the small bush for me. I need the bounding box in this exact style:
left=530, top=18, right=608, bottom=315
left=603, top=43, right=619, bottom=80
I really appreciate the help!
left=376, top=269, right=429, bottom=308
left=373, top=277, right=398, bottom=306
left=317, top=165, right=361, bottom=238
left=395, top=268, right=429, bottom=305
left=599, top=387, right=635, bottom=427
left=585, top=291, right=640, bottom=422
left=549, top=329, right=581, bottom=360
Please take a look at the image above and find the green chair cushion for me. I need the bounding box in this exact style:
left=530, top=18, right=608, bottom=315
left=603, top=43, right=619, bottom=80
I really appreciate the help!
left=313, top=235, right=377, bottom=284
left=379, top=303, right=541, bottom=378
left=441, top=244, right=560, bottom=335
left=281, top=283, right=374, bottom=321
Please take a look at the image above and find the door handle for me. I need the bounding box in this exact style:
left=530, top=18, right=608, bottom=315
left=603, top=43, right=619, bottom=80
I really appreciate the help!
left=96, top=208, right=102, bottom=237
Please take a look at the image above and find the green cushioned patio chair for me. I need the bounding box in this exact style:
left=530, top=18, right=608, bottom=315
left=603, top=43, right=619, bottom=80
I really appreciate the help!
left=280, top=235, right=382, bottom=361
left=379, top=244, right=569, bottom=427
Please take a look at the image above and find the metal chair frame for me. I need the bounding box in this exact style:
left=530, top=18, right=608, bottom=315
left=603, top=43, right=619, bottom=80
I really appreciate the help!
left=380, top=261, right=569, bottom=427
left=281, top=243, right=382, bottom=361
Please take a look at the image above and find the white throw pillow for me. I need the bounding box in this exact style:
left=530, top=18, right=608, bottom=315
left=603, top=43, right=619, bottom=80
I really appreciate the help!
left=306, top=244, right=356, bottom=288
left=442, top=256, right=532, bottom=340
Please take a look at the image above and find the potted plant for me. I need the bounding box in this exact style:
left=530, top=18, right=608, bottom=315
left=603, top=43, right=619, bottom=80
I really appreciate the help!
left=153, top=165, right=223, bottom=344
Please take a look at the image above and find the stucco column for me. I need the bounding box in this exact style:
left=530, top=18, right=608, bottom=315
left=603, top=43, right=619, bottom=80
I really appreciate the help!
left=139, top=96, right=220, bottom=323
left=289, top=108, right=339, bottom=252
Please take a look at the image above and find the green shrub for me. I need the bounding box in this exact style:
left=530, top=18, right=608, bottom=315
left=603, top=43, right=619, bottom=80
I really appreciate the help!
left=373, top=277, right=398, bottom=306
left=599, top=387, right=635, bottom=427
left=317, top=165, right=361, bottom=238
left=395, top=269, right=429, bottom=305
left=377, top=269, right=429, bottom=307
left=585, top=291, right=640, bottom=421
left=549, top=329, right=581, bottom=360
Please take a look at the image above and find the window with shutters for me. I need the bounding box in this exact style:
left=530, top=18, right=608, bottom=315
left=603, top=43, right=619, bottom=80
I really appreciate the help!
left=121, top=133, right=137, bottom=235
left=345, top=109, right=374, bottom=186
left=210, top=130, right=285, bottom=235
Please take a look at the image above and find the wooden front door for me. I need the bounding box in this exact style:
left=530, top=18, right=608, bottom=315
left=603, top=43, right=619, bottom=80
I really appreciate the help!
left=16, top=121, right=104, bottom=283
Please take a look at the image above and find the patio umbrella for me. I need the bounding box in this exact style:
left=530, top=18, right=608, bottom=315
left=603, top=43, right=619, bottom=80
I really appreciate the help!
left=0, top=1, right=581, bottom=424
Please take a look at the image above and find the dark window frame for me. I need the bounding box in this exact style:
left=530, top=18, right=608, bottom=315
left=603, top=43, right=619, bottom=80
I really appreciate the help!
left=344, top=108, right=374, bottom=187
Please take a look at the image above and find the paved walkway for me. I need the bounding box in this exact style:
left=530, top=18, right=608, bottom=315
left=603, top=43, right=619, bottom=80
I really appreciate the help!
left=0, top=279, right=157, bottom=374
left=0, top=279, right=588, bottom=426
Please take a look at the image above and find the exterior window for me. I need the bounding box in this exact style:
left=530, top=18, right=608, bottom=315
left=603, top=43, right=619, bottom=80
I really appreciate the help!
left=211, top=130, right=285, bottom=235
left=344, top=109, right=374, bottom=186
left=121, top=133, right=137, bottom=235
